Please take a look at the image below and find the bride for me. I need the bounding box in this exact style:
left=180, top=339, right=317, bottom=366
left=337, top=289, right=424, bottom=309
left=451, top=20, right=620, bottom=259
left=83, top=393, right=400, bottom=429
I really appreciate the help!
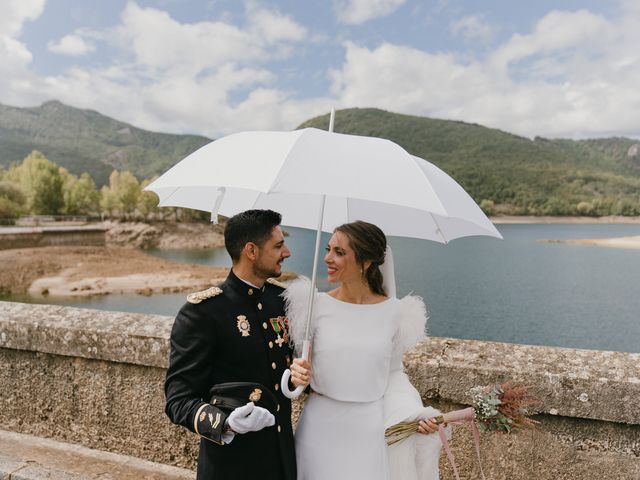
left=285, top=221, right=443, bottom=480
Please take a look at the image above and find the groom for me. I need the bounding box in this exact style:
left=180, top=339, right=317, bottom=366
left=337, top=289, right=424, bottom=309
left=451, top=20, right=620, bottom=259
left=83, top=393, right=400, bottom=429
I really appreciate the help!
left=165, top=209, right=311, bottom=480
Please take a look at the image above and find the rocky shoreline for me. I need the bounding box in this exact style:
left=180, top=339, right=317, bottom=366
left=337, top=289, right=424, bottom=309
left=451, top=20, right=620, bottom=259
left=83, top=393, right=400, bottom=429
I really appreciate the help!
left=540, top=235, right=640, bottom=249
left=490, top=215, right=640, bottom=224
left=0, top=246, right=229, bottom=297
left=104, top=221, right=226, bottom=249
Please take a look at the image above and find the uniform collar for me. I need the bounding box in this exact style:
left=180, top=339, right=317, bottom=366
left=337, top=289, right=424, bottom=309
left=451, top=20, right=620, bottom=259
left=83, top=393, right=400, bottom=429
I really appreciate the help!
left=227, top=269, right=265, bottom=297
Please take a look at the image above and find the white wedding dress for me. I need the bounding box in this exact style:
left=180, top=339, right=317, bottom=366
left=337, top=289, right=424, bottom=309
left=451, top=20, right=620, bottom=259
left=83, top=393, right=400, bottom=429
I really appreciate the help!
left=285, top=279, right=442, bottom=480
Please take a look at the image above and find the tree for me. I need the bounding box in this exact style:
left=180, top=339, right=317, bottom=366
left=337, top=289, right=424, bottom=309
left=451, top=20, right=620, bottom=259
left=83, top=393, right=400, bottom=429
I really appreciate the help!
left=0, top=181, right=26, bottom=219
left=479, top=199, right=495, bottom=216
left=63, top=171, right=100, bottom=215
left=3, top=151, right=64, bottom=215
left=100, top=185, right=118, bottom=218
left=138, top=177, right=160, bottom=220
left=100, top=170, right=141, bottom=218
left=576, top=201, right=594, bottom=216
left=117, top=171, right=141, bottom=217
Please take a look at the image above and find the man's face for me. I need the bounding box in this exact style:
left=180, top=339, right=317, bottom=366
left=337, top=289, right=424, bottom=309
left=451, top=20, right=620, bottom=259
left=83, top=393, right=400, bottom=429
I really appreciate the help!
left=252, top=226, right=291, bottom=279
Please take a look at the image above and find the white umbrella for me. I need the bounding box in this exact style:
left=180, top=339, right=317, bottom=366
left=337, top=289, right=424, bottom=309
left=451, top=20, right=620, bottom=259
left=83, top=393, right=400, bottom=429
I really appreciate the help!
left=146, top=111, right=502, bottom=397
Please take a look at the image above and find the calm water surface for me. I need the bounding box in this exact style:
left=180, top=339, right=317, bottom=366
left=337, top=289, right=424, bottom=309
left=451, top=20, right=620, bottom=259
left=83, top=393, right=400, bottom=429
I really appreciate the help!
left=11, top=224, right=640, bottom=353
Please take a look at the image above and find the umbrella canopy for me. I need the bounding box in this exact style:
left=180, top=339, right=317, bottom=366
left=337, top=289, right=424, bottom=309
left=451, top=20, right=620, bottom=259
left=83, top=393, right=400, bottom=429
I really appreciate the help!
left=147, top=127, right=502, bottom=243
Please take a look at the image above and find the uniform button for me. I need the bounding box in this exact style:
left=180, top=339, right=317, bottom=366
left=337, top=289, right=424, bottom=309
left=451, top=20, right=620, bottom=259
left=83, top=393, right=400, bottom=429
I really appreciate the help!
left=277, top=404, right=280, bottom=412
left=272, top=362, right=276, bottom=369
left=263, top=322, right=268, bottom=329
left=277, top=425, right=281, bottom=433
left=275, top=383, right=279, bottom=391
left=248, top=288, right=253, bottom=295
left=257, top=302, right=263, bottom=310
left=269, top=341, right=274, bottom=349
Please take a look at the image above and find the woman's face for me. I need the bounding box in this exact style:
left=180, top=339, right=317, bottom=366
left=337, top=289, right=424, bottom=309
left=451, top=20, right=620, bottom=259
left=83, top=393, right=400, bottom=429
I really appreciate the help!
left=324, top=231, right=362, bottom=284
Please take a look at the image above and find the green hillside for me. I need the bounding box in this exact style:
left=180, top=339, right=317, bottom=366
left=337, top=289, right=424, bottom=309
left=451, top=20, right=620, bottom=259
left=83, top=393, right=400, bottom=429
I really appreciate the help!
left=300, top=108, right=640, bottom=215
left=0, top=101, right=210, bottom=186
left=2, top=102, right=638, bottom=215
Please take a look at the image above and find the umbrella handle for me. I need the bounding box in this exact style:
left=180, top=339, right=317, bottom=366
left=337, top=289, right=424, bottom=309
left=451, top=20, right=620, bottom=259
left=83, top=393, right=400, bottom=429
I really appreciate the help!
left=280, top=340, right=311, bottom=399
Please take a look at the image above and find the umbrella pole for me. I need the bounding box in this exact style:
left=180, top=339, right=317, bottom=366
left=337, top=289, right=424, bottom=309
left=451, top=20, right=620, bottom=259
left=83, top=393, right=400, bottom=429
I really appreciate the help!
left=304, top=194, right=326, bottom=339
left=281, top=194, right=325, bottom=399
left=282, top=108, right=334, bottom=399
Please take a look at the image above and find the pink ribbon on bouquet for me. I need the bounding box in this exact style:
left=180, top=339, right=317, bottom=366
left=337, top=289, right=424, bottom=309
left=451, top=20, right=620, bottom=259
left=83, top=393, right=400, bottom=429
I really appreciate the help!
left=435, top=407, right=486, bottom=480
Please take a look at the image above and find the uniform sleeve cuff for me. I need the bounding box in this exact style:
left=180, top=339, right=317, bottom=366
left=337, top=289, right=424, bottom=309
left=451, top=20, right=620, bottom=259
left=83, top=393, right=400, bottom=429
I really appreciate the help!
left=193, top=403, right=228, bottom=445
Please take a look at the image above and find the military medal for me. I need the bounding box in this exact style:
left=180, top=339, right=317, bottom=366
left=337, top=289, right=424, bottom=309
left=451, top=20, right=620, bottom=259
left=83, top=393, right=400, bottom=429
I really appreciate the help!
left=278, top=316, right=290, bottom=343
left=236, top=315, right=250, bottom=337
left=270, top=318, right=285, bottom=347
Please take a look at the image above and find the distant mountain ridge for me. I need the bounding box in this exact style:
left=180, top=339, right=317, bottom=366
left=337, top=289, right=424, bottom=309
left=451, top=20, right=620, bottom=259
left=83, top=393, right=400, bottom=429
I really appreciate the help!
left=0, top=100, right=211, bottom=186
left=300, top=108, right=640, bottom=215
left=1, top=101, right=639, bottom=214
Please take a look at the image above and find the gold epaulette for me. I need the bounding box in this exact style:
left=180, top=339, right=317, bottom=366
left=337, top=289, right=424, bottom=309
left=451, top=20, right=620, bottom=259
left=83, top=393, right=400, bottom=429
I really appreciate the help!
left=187, top=286, right=223, bottom=304
left=266, top=278, right=288, bottom=289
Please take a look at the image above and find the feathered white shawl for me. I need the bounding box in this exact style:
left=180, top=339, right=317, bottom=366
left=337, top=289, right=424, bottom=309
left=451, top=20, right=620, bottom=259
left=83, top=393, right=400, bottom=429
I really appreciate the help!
left=393, top=294, right=428, bottom=356
left=282, top=277, right=428, bottom=357
left=282, top=276, right=315, bottom=356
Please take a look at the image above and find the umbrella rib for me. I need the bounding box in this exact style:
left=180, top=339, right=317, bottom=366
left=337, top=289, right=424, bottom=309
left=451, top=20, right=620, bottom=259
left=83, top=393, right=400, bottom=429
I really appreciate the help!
left=159, top=187, right=181, bottom=206
left=429, top=212, right=449, bottom=244
left=410, top=157, right=448, bottom=216
left=346, top=196, right=350, bottom=225
left=263, top=130, right=305, bottom=193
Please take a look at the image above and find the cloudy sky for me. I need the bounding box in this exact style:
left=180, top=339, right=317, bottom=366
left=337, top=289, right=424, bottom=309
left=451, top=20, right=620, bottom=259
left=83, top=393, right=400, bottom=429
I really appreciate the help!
left=2, top=0, right=639, bottom=139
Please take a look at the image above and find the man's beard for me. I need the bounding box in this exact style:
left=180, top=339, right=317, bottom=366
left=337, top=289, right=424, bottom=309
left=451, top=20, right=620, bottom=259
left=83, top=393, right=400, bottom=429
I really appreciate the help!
left=252, top=260, right=281, bottom=279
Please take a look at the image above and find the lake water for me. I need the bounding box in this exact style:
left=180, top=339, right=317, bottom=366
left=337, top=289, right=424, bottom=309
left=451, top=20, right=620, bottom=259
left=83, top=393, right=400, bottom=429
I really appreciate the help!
left=9, top=224, right=640, bottom=353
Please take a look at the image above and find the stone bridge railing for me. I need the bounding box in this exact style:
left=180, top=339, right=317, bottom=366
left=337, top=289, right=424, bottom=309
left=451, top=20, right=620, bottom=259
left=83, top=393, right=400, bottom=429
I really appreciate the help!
left=0, top=301, right=638, bottom=479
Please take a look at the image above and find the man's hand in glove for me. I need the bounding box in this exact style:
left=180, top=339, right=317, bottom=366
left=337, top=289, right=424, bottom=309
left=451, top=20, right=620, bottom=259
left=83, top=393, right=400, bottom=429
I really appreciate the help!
left=227, top=402, right=275, bottom=434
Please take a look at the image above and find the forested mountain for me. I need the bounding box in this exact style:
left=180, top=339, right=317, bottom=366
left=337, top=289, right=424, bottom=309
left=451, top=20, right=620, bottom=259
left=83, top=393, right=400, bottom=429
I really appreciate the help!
left=1, top=102, right=639, bottom=215
left=0, top=101, right=210, bottom=186
left=300, top=109, right=640, bottom=215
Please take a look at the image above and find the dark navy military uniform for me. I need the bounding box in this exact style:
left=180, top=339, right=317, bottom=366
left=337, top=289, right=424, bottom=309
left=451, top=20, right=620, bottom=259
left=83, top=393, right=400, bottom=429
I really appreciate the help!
left=165, top=270, right=295, bottom=480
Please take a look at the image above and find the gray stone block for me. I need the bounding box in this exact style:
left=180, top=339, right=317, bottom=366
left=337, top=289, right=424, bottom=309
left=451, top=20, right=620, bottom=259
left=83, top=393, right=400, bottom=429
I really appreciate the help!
left=0, top=458, right=28, bottom=480
left=10, top=465, right=87, bottom=480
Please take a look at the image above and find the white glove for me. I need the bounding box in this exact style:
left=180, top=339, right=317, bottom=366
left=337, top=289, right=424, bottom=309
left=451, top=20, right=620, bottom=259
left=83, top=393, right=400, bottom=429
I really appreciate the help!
left=227, top=402, right=275, bottom=434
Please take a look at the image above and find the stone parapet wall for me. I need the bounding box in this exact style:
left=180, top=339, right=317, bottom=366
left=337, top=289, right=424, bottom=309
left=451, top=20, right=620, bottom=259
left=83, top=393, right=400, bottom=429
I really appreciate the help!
left=1, top=301, right=638, bottom=479
left=0, top=227, right=106, bottom=250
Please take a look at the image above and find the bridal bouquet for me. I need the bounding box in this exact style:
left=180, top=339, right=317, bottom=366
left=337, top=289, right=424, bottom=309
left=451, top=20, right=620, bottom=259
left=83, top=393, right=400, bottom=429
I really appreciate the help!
left=385, top=381, right=538, bottom=445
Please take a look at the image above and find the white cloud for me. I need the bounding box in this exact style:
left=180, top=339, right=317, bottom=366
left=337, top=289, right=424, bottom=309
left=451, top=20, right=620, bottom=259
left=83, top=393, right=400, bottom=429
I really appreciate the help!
left=110, top=2, right=307, bottom=75
left=334, top=0, right=406, bottom=25
left=246, top=2, right=307, bottom=44
left=0, top=0, right=45, bottom=105
left=329, top=6, right=640, bottom=139
left=450, top=15, right=495, bottom=44
left=47, top=34, right=94, bottom=56
left=0, top=1, right=316, bottom=137
left=0, top=35, right=33, bottom=69
left=489, top=10, right=614, bottom=73
left=0, top=0, right=45, bottom=37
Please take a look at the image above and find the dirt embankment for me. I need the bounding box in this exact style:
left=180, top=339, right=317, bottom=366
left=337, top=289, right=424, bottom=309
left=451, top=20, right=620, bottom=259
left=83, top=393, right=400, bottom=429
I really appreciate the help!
left=0, top=221, right=229, bottom=297
left=105, top=221, right=226, bottom=249
left=0, top=246, right=229, bottom=297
